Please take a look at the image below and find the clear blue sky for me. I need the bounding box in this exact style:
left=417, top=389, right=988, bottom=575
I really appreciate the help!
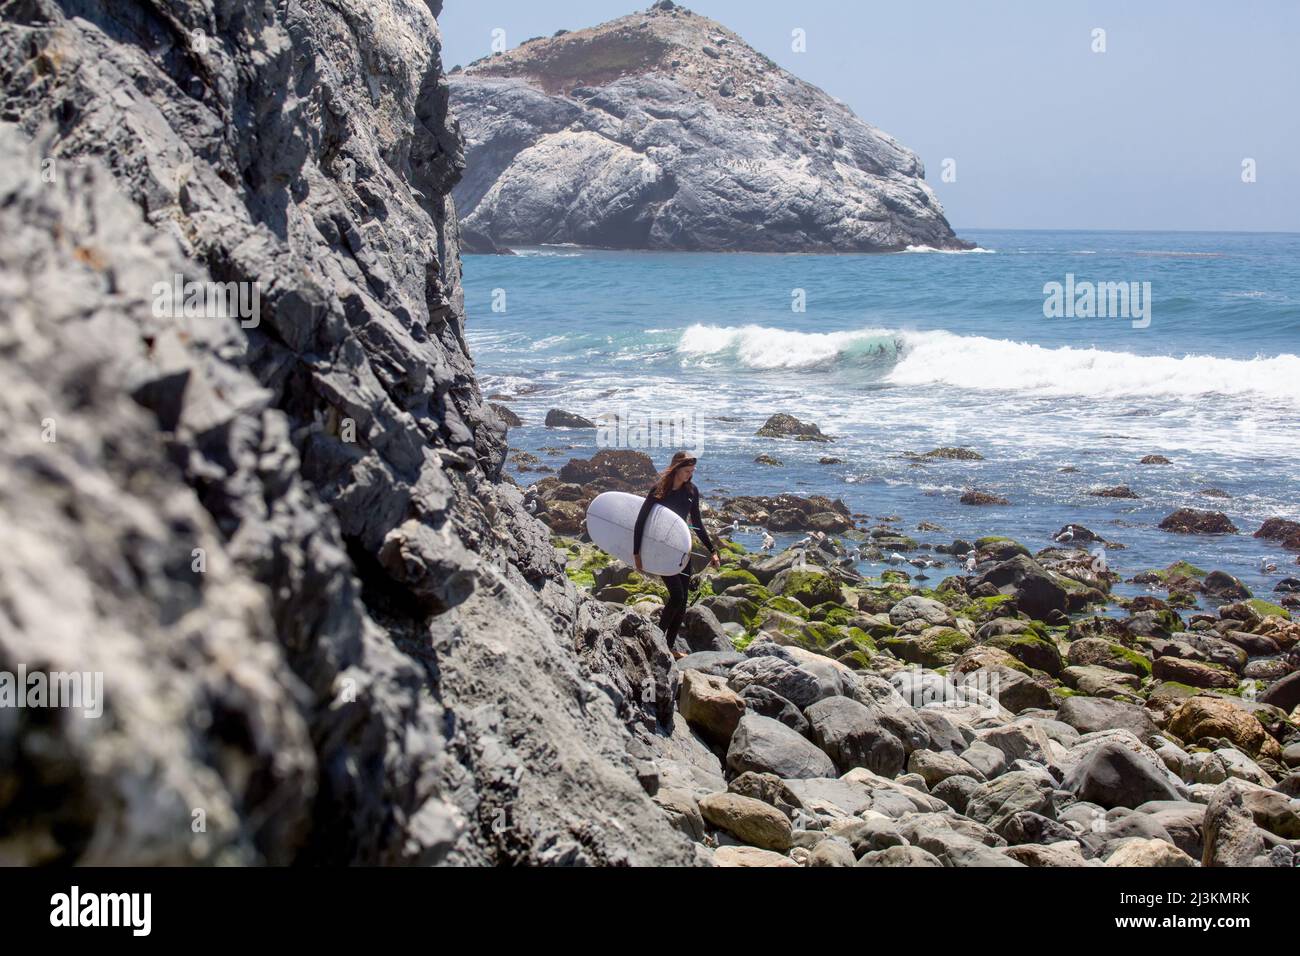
left=438, top=1, right=1299, bottom=233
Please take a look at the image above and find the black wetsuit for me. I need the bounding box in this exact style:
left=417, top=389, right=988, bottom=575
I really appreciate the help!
left=632, top=482, right=716, bottom=650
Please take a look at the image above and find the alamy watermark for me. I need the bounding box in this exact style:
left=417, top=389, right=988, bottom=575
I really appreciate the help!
left=596, top=408, right=705, bottom=456
left=1043, top=273, right=1151, bottom=329
left=152, top=273, right=261, bottom=328
left=1, top=665, right=103, bottom=718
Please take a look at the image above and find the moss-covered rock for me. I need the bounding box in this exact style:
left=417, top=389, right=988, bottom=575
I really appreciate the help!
left=715, top=566, right=760, bottom=589
left=960, top=593, right=1017, bottom=622
left=560, top=540, right=614, bottom=588
left=985, top=631, right=1064, bottom=676
left=808, top=602, right=855, bottom=626
left=1246, top=598, right=1291, bottom=620
left=724, top=582, right=774, bottom=603
left=769, top=568, right=844, bottom=608
left=882, top=626, right=973, bottom=667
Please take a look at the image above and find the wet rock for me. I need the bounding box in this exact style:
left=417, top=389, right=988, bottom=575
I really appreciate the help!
left=960, top=490, right=1010, bottom=506
left=545, top=409, right=597, bottom=428
left=1158, top=509, right=1239, bottom=535
left=975, top=555, right=1069, bottom=619
left=1090, top=485, right=1141, bottom=499
left=756, top=413, right=833, bottom=442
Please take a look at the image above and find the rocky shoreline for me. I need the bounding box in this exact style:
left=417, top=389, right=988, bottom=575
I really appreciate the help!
left=530, top=446, right=1300, bottom=866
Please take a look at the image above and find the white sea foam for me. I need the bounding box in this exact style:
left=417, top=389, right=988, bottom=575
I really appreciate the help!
left=885, top=330, right=1300, bottom=402
left=902, top=244, right=996, bottom=254
left=677, top=323, right=901, bottom=369
left=675, top=323, right=1300, bottom=403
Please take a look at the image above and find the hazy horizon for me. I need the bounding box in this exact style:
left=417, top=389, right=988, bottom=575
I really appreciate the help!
left=439, top=0, right=1300, bottom=235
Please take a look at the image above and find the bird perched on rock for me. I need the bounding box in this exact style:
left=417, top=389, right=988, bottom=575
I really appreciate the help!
left=1054, top=525, right=1075, bottom=543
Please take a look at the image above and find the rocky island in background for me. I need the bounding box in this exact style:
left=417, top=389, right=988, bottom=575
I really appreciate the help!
left=450, top=1, right=971, bottom=253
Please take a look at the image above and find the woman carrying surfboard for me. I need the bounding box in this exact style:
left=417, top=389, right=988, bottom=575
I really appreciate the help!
left=633, top=452, right=720, bottom=658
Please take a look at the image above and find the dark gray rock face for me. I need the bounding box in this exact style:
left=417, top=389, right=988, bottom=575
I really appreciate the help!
left=975, top=554, right=1070, bottom=620
left=1063, top=741, right=1183, bottom=810
left=449, top=5, right=968, bottom=253
left=0, top=0, right=693, bottom=866
left=805, top=697, right=906, bottom=777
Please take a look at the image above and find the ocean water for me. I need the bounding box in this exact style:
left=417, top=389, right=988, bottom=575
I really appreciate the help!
left=463, top=230, right=1300, bottom=602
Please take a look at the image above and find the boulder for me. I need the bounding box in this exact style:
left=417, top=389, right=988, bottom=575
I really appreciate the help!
left=1151, top=656, right=1238, bottom=689
left=677, top=670, right=745, bottom=746
left=727, top=655, right=829, bottom=709
left=1202, top=781, right=1269, bottom=866
left=1167, top=697, right=1272, bottom=758
left=1157, top=509, right=1239, bottom=535
left=1260, top=671, right=1300, bottom=712
left=856, top=845, right=944, bottom=867
left=739, top=685, right=810, bottom=735
left=965, top=771, right=1058, bottom=835
left=726, top=714, right=838, bottom=779
left=975, top=555, right=1069, bottom=619
left=712, top=845, right=798, bottom=867
left=544, top=408, right=596, bottom=428
left=1104, top=839, right=1196, bottom=867
left=755, top=413, right=832, bottom=442
left=807, top=839, right=857, bottom=867
left=1063, top=741, right=1184, bottom=809
left=1057, top=696, right=1157, bottom=742
left=889, top=595, right=956, bottom=627
left=804, top=696, right=906, bottom=777
left=678, top=605, right=734, bottom=655
left=768, top=568, right=844, bottom=608
left=698, top=792, right=793, bottom=851
left=907, top=749, right=987, bottom=788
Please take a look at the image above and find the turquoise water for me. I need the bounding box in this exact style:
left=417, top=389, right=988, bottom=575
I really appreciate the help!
left=464, top=230, right=1300, bottom=600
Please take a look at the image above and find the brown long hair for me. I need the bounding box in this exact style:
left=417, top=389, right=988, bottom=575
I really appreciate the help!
left=651, top=451, right=697, bottom=499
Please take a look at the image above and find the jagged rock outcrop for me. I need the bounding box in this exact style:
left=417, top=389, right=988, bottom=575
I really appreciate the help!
left=449, top=3, right=968, bottom=253
left=0, top=0, right=692, bottom=865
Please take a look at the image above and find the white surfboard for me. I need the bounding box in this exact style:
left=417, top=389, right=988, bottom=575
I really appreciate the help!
left=585, top=491, right=692, bottom=576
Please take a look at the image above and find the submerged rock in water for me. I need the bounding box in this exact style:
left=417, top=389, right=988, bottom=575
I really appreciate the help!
left=1158, top=509, right=1239, bottom=535
left=756, top=413, right=833, bottom=442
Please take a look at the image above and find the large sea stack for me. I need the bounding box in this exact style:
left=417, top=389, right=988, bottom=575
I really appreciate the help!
left=450, top=2, right=970, bottom=253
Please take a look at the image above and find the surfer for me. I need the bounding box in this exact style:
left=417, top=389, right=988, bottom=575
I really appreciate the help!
left=633, top=452, right=721, bottom=658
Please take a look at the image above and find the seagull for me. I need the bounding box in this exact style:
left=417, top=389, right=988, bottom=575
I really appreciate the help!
left=1260, top=556, right=1279, bottom=574
left=760, top=532, right=775, bottom=552
left=1055, top=525, right=1075, bottom=543
left=727, top=520, right=741, bottom=534
left=886, top=552, right=906, bottom=565
left=526, top=499, right=537, bottom=514
left=964, top=551, right=977, bottom=572
left=909, top=558, right=932, bottom=570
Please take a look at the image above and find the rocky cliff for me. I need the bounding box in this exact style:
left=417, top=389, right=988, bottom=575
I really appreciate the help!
left=0, top=0, right=694, bottom=865
left=450, top=1, right=969, bottom=253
